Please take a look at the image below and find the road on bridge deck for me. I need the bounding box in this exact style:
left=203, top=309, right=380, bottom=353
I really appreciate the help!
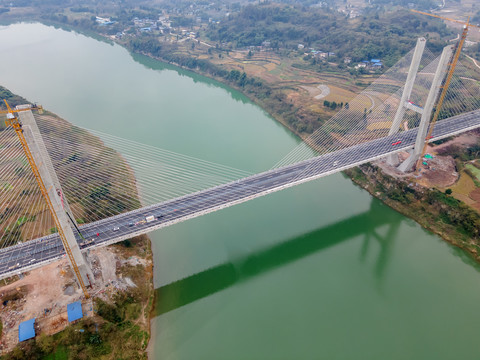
left=1, top=109, right=480, bottom=278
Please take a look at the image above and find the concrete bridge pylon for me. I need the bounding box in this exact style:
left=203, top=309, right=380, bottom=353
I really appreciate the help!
left=397, top=44, right=454, bottom=172
left=386, top=38, right=455, bottom=172
left=387, top=37, right=426, bottom=166
left=17, top=109, right=94, bottom=294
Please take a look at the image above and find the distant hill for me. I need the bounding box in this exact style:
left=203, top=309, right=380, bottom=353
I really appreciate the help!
left=206, top=4, right=452, bottom=66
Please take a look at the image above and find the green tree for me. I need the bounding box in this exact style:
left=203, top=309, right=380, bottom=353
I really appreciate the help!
left=238, top=72, right=247, bottom=87
left=37, top=333, right=54, bottom=354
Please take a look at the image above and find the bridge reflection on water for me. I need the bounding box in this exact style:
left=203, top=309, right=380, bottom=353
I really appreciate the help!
left=153, top=199, right=401, bottom=316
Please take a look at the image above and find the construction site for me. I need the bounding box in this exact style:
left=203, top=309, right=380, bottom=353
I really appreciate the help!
left=0, top=98, right=153, bottom=357
left=0, top=232, right=152, bottom=355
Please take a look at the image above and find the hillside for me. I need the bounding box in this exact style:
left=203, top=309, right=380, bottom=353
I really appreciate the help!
left=0, top=87, right=153, bottom=359
left=206, top=4, right=452, bottom=66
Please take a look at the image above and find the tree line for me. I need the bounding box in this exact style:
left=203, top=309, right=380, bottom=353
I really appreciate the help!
left=205, top=3, right=452, bottom=66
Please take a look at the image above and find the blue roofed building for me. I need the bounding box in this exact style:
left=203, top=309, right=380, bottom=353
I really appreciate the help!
left=370, top=59, right=383, bottom=67
left=18, top=318, right=35, bottom=342
left=67, top=301, right=83, bottom=322
left=95, top=16, right=115, bottom=26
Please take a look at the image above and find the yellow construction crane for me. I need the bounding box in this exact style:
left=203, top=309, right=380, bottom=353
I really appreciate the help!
left=411, top=10, right=480, bottom=171
left=0, top=101, right=43, bottom=117
left=411, top=9, right=479, bottom=28
left=1, top=100, right=90, bottom=299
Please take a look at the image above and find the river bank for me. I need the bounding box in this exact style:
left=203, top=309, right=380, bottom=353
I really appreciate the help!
left=6, top=18, right=480, bottom=245
left=0, top=86, right=154, bottom=358
left=4, top=21, right=480, bottom=359
left=13, top=11, right=480, bottom=304
left=109, top=38, right=480, bottom=264
left=345, top=153, right=480, bottom=263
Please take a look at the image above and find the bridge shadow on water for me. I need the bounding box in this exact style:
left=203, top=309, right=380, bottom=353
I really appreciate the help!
left=152, top=199, right=402, bottom=317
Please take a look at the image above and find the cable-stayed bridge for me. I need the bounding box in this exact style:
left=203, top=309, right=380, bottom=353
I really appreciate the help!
left=1, top=108, right=480, bottom=279
left=1, top=38, right=480, bottom=290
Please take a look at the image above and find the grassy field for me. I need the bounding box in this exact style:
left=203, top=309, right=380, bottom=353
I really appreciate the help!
left=466, top=163, right=480, bottom=180
left=44, top=345, right=68, bottom=360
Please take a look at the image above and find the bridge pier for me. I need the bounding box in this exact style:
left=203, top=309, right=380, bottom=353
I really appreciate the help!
left=397, top=44, right=454, bottom=172
left=18, top=109, right=94, bottom=290
left=387, top=37, right=426, bottom=166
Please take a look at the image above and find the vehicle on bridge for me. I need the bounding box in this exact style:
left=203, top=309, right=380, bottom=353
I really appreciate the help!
left=145, top=215, right=155, bottom=223
left=8, top=263, right=20, bottom=270
left=392, top=140, right=402, bottom=146
left=80, top=238, right=95, bottom=247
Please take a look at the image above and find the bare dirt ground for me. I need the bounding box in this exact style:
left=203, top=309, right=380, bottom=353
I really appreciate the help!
left=0, top=245, right=147, bottom=354
left=0, top=259, right=81, bottom=353
left=377, top=131, right=480, bottom=209
left=416, top=153, right=458, bottom=188
left=205, top=48, right=360, bottom=122
left=432, top=132, right=479, bottom=153
left=300, top=84, right=331, bottom=100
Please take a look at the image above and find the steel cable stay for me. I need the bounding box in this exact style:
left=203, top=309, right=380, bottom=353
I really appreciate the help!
left=274, top=51, right=480, bottom=171
left=1, top=37, right=480, bottom=283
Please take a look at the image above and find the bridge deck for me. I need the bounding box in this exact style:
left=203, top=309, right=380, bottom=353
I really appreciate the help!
left=1, top=109, right=479, bottom=278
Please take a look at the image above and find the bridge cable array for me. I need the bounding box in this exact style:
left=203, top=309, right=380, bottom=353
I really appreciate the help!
left=273, top=47, right=480, bottom=185
left=1, top=44, right=480, bottom=251
left=0, top=119, right=253, bottom=249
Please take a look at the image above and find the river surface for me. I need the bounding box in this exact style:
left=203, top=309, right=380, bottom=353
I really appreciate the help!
left=1, top=23, right=480, bottom=359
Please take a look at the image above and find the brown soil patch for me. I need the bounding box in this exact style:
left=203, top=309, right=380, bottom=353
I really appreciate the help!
left=322, top=85, right=357, bottom=105
left=300, top=85, right=322, bottom=97
left=433, top=132, right=479, bottom=155
left=417, top=155, right=458, bottom=188
left=468, top=188, right=480, bottom=211
left=0, top=259, right=82, bottom=353
left=378, top=131, right=480, bottom=213
left=263, top=62, right=277, bottom=71
left=469, top=188, right=480, bottom=202
left=0, top=245, right=147, bottom=354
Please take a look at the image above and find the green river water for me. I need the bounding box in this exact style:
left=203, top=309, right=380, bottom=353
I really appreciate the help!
left=1, top=23, right=480, bottom=359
